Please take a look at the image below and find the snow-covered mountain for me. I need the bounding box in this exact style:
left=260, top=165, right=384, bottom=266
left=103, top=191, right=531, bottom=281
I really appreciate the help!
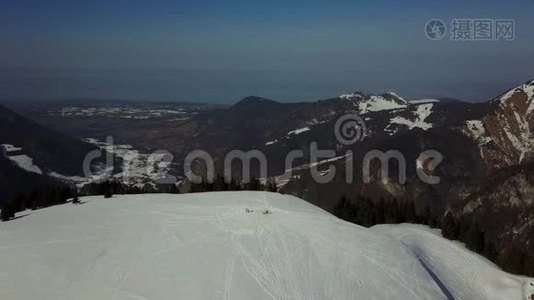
left=463, top=80, right=534, bottom=168
left=4, top=79, right=534, bottom=278
left=339, top=91, right=409, bottom=114
left=0, top=192, right=531, bottom=300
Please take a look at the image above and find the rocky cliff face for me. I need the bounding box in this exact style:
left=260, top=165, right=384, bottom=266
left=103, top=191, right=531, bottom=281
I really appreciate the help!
left=463, top=80, right=534, bottom=168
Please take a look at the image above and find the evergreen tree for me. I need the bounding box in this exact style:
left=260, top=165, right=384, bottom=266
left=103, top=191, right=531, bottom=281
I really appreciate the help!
left=229, top=178, right=241, bottom=191
left=385, top=199, right=399, bottom=224
left=213, top=174, right=228, bottom=191
left=333, top=195, right=358, bottom=222
left=523, top=250, right=534, bottom=277
left=403, top=201, right=416, bottom=223
left=483, top=240, right=498, bottom=261
left=266, top=178, right=278, bottom=193
left=374, top=198, right=385, bottom=224
left=1, top=203, right=15, bottom=222
left=72, top=193, right=80, bottom=204
left=356, top=196, right=375, bottom=227
left=464, top=222, right=485, bottom=253
left=244, top=177, right=262, bottom=191
left=441, top=211, right=459, bottom=240
left=422, top=206, right=438, bottom=228
left=499, top=246, right=526, bottom=275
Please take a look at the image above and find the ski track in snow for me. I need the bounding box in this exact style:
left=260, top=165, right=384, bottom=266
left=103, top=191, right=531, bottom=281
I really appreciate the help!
left=0, top=192, right=531, bottom=300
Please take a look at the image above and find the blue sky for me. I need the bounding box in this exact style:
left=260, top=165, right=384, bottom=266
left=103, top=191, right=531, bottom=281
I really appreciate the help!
left=1, top=0, right=533, bottom=103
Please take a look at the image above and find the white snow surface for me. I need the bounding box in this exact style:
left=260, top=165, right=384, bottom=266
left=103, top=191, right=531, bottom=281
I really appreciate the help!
left=264, top=139, right=278, bottom=146
left=1, top=144, right=43, bottom=174
left=386, top=91, right=406, bottom=102
left=1, top=144, right=22, bottom=153
left=409, top=99, right=440, bottom=104
left=264, top=154, right=352, bottom=189
left=338, top=93, right=408, bottom=114
left=390, top=103, right=434, bottom=130
left=5, top=154, right=43, bottom=174
left=0, top=192, right=531, bottom=300
left=287, top=127, right=311, bottom=136
left=372, top=224, right=534, bottom=300
left=339, top=92, right=363, bottom=101
left=358, top=95, right=408, bottom=114
left=465, top=120, right=488, bottom=141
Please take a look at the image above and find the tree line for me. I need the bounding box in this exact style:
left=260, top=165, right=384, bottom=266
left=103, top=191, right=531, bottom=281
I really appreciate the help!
left=333, top=195, right=533, bottom=276
left=1, top=185, right=76, bottom=221
left=441, top=211, right=533, bottom=276
left=1, top=175, right=279, bottom=222
left=81, top=180, right=179, bottom=197
left=189, top=175, right=278, bottom=193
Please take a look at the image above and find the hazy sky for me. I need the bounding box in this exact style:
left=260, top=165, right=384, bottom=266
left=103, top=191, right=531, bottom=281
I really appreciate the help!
left=1, top=0, right=533, bottom=103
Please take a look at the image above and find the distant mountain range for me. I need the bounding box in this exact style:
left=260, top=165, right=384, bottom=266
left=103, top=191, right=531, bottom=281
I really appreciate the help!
left=2, top=79, right=533, bottom=276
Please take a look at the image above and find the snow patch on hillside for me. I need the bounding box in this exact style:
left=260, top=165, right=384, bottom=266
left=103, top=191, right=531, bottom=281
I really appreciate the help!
left=265, top=124, right=320, bottom=147
left=386, top=91, right=406, bottom=102
left=389, top=104, right=433, bottom=130
left=1, top=144, right=43, bottom=174
left=501, top=112, right=533, bottom=163
left=1, top=144, right=22, bottom=153
left=339, top=92, right=408, bottom=114
left=265, top=139, right=278, bottom=146
left=287, top=127, right=311, bottom=135
left=339, top=92, right=363, bottom=101
left=7, top=155, right=43, bottom=175
left=0, top=144, right=113, bottom=184
left=409, top=99, right=440, bottom=104
left=7, top=155, right=43, bottom=174
left=267, top=153, right=352, bottom=188
left=465, top=120, right=492, bottom=146
left=358, top=95, right=408, bottom=114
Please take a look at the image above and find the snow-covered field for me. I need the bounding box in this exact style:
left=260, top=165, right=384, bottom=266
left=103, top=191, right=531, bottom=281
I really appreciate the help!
left=48, top=106, right=189, bottom=120
left=0, top=192, right=531, bottom=300
left=389, top=103, right=434, bottom=131
left=1, top=144, right=43, bottom=175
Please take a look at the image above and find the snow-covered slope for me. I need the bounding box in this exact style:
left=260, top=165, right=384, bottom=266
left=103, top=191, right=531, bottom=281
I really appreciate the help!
left=389, top=103, right=434, bottom=131
left=372, top=224, right=534, bottom=300
left=0, top=192, right=531, bottom=300
left=1, top=144, right=43, bottom=175
left=339, top=92, right=408, bottom=114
